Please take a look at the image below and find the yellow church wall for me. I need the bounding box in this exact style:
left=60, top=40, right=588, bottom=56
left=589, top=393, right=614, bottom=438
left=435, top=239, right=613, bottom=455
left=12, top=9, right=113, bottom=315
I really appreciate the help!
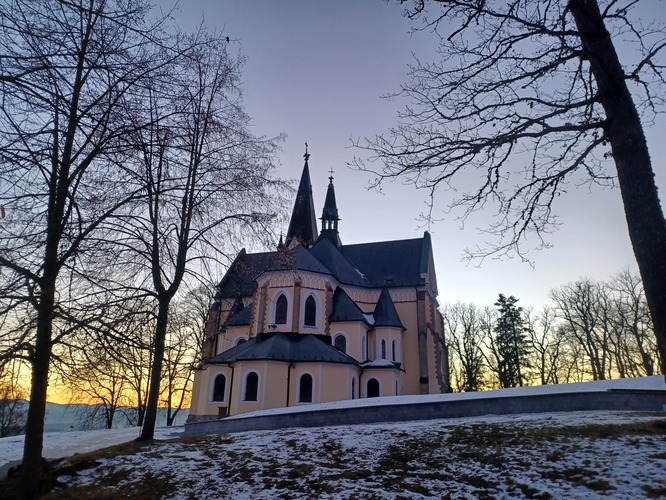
left=255, top=271, right=330, bottom=336
left=190, top=365, right=234, bottom=418
left=228, top=360, right=289, bottom=415
left=289, top=363, right=361, bottom=404
left=393, top=300, right=422, bottom=395
left=216, top=325, right=250, bottom=354
left=361, top=369, right=402, bottom=398
left=329, top=322, right=369, bottom=361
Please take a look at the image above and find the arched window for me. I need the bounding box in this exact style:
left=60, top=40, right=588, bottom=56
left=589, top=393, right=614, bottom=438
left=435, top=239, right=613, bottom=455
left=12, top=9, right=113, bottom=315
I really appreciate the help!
left=367, top=378, right=380, bottom=398
left=381, top=339, right=387, bottom=359
left=212, top=374, right=226, bottom=402
left=235, top=337, right=247, bottom=346
left=304, top=295, right=316, bottom=327
left=391, top=340, right=397, bottom=361
left=244, top=372, right=259, bottom=401
left=334, top=334, right=347, bottom=353
left=298, top=373, right=313, bottom=403
left=275, top=294, right=288, bottom=325
left=351, top=377, right=356, bottom=399
left=361, top=336, right=367, bottom=360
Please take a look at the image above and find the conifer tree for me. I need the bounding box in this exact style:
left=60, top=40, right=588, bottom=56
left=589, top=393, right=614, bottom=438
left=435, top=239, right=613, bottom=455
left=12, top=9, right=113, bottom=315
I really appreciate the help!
left=494, top=294, right=530, bottom=388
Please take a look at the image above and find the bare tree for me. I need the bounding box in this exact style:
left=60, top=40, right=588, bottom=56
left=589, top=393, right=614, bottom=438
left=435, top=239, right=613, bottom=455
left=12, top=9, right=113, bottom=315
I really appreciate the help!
left=551, top=278, right=612, bottom=380
left=108, top=32, right=288, bottom=441
left=355, top=0, right=666, bottom=376
left=524, top=306, right=567, bottom=385
left=0, top=360, right=27, bottom=437
left=609, top=269, right=658, bottom=377
left=0, top=1, right=186, bottom=494
left=64, top=338, right=131, bottom=430
left=160, top=309, right=197, bottom=427
left=441, top=302, right=486, bottom=391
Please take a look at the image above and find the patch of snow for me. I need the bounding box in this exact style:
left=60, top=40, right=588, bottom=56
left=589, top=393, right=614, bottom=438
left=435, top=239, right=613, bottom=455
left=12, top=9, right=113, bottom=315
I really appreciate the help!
left=361, top=358, right=398, bottom=368
left=227, top=375, right=666, bottom=420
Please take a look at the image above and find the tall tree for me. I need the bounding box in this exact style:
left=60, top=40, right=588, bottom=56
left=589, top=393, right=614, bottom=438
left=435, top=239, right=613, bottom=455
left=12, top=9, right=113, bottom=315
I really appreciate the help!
left=494, top=294, right=530, bottom=388
left=609, top=269, right=658, bottom=376
left=111, top=32, right=287, bottom=441
left=356, top=0, right=666, bottom=376
left=0, top=1, right=183, bottom=494
left=551, top=278, right=612, bottom=380
left=441, top=302, right=486, bottom=391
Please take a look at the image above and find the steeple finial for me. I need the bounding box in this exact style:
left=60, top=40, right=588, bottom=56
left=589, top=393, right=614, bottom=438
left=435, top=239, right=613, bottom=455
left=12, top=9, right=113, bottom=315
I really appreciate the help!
left=318, top=167, right=341, bottom=247
left=285, top=147, right=318, bottom=248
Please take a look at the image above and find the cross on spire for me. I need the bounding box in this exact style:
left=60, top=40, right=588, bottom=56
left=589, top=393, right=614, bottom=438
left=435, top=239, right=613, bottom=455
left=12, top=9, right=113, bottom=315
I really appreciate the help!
left=304, top=141, right=310, bottom=161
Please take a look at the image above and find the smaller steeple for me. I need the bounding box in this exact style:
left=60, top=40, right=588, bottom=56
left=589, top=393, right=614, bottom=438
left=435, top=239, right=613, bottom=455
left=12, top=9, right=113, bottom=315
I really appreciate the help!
left=285, top=143, right=319, bottom=248
left=318, top=169, right=342, bottom=247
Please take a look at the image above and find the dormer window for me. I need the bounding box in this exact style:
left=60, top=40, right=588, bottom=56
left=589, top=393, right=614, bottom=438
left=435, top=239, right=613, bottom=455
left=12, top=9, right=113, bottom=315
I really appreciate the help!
left=304, top=295, right=317, bottom=327
left=275, top=294, right=288, bottom=325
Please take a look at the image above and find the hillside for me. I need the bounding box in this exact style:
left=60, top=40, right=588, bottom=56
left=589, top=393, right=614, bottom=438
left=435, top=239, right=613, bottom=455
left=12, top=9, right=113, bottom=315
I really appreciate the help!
left=1, top=377, right=665, bottom=498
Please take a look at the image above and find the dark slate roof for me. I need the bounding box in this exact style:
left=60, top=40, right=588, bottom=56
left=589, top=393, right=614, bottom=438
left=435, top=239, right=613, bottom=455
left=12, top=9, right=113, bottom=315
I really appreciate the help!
left=329, top=287, right=372, bottom=325
left=217, top=233, right=436, bottom=299
left=285, top=158, right=318, bottom=247
left=205, top=332, right=360, bottom=365
left=309, top=237, right=367, bottom=287
left=225, top=305, right=252, bottom=326
left=217, top=246, right=329, bottom=299
left=321, top=176, right=340, bottom=223
left=341, top=236, right=428, bottom=288
left=373, top=287, right=406, bottom=330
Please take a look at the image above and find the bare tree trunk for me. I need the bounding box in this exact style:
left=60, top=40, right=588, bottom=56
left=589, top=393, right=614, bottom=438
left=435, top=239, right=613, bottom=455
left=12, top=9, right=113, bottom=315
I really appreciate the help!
left=139, top=298, right=170, bottom=440
left=19, top=299, right=52, bottom=499
left=569, top=0, right=666, bottom=378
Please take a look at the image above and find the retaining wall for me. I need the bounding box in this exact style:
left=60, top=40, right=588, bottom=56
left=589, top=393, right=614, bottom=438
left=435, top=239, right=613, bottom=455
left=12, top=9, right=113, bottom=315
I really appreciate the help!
left=184, top=389, right=666, bottom=437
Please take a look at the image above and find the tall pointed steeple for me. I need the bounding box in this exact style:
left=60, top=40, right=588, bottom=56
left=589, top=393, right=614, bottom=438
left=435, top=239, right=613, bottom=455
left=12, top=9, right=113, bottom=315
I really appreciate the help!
left=318, top=170, right=342, bottom=247
left=285, top=144, right=319, bottom=248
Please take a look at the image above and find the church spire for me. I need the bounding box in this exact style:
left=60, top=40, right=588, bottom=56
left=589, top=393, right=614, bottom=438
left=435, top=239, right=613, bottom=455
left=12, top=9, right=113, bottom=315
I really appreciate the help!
left=318, top=169, right=342, bottom=247
left=285, top=144, right=318, bottom=248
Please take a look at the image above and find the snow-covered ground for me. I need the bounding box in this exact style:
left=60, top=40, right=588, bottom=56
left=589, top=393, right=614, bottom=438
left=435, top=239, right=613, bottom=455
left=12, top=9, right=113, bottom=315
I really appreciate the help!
left=1, top=377, right=664, bottom=497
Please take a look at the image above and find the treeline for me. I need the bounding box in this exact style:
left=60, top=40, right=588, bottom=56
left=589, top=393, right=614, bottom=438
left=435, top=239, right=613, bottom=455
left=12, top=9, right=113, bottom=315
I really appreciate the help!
left=0, top=286, right=208, bottom=436
left=443, top=269, right=659, bottom=392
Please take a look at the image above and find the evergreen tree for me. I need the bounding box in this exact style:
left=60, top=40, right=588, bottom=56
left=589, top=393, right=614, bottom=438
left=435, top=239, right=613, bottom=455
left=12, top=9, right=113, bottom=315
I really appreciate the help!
left=494, top=294, right=530, bottom=388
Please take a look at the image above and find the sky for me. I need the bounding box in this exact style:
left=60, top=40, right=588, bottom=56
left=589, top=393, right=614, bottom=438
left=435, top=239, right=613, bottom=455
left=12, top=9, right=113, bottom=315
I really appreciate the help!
left=171, top=0, right=666, bottom=310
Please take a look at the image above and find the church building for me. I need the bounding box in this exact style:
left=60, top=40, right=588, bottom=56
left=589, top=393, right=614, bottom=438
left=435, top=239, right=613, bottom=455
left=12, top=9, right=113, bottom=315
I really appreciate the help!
left=188, top=149, right=450, bottom=421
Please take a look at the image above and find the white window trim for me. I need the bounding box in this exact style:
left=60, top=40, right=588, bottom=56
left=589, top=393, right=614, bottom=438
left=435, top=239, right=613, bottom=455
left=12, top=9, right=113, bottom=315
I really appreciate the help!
left=366, top=377, right=381, bottom=398
left=209, top=373, right=227, bottom=403
left=300, top=291, right=321, bottom=329
left=333, top=332, right=348, bottom=353
left=270, top=289, right=291, bottom=328
left=242, top=370, right=261, bottom=403
left=297, top=371, right=315, bottom=404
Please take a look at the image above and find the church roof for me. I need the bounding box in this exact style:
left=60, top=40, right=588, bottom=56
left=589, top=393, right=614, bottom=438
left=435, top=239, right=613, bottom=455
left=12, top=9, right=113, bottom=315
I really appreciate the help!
left=341, top=235, right=434, bottom=290
left=321, top=175, right=339, bottom=222
left=373, top=287, right=406, bottom=330
left=205, top=332, right=359, bottom=365
left=216, top=233, right=436, bottom=299
left=329, top=287, right=373, bottom=325
left=310, top=237, right=367, bottom=286
left=225, top=305, right=252, bottom=326
left=216, top=246, right=329, bottom=299
left=285, top=152, right=318, bottom=248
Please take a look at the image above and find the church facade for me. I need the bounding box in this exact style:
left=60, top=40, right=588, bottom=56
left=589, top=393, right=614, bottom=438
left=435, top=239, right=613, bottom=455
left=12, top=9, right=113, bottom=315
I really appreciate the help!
left=188, top=150, right=450, bottom=421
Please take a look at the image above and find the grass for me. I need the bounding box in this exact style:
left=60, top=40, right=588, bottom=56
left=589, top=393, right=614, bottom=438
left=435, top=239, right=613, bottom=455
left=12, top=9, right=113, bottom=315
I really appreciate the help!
left=1, top=415, right=664, bottom=498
